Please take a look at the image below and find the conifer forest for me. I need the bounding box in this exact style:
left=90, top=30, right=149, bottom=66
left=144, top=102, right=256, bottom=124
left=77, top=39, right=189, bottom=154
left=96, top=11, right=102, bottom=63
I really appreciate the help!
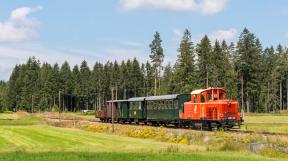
left=1, top=28, right=287, bottom=113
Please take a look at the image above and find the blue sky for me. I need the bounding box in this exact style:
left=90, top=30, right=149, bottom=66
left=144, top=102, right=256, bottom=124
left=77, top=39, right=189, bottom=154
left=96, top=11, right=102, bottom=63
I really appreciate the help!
left=0, top=0, right=288, bottom=80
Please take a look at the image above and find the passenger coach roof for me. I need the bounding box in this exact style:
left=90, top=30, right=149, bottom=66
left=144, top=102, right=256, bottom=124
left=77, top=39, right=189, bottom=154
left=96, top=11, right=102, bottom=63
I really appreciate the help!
left=106, top=100, right=128, bottom=103
left=145, top=94, right=179, bottom=101
left=128, top=97, right=145, bottom=102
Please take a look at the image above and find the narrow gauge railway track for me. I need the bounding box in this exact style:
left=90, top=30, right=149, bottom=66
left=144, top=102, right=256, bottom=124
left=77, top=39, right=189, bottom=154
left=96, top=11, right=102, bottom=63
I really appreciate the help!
left=44, top=116, right=288, bottom=137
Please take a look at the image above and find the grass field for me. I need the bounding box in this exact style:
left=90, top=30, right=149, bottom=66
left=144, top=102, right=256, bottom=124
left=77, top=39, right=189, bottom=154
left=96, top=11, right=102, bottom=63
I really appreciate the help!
left=0, top=113, right=287, bottom=161
left=242, top=112, right=288, bottom=134
left=0, top=152, right=282, bottom=161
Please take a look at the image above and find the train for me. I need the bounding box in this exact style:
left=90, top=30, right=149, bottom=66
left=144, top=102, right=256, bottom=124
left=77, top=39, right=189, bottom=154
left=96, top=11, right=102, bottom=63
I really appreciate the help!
left=96, top=87, right=243, bottom=130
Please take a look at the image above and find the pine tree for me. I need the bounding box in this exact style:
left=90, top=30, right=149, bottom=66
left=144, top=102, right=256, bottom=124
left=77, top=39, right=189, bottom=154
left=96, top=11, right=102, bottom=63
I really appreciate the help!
left=145, top=61, right=154, bottom=96
left=80, top=60, right=91, bottom=110
left=91, top=62, right=104, bottom=110
left=60, top=61, right=72, bottom=94
left=174, top=29, right=195, bottom=93
left=221, top=40, right=238, bottom=99
left=120, top=61, right=128, bottom=99
left=236, top=28, right=262, bottom=112
left=149, top=32, right=164, bottom=95
left=131, top=58, right=144, bottom=96
left=196, top=35, right=213, bottom=88
left=72, top=65, right=81, bottom=111
left=7, top=65, right=21, bottom=111
left=161, top=63, right=174, bottom=94
left=20, top=57, right=40, bottom=112
left=0, top=81, right=7, bottom=112
left=38, top=62, right=53, bottom=111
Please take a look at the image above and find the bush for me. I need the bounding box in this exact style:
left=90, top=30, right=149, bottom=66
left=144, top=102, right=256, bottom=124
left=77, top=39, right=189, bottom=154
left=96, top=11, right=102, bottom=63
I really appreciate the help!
left=51, top=105, right=60, bottom=112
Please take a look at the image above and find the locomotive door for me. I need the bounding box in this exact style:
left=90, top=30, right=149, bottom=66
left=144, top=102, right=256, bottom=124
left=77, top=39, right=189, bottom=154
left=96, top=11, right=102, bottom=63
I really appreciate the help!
left=212, top=107, right=217, bottom=120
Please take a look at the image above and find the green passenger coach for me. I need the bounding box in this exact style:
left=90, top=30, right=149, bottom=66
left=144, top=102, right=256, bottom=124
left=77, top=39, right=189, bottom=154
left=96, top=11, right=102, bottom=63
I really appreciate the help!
left=145, top=94, right=190, bottom=122
left=115, top=100, right=129, bottom=121
left=127, top=97, right=146, bottom=122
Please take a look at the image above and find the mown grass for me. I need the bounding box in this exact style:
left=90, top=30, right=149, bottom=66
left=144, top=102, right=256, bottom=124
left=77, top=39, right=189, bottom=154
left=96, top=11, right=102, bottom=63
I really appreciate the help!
left=0, top=125, right=174, bottom=153
left=0, top=112, right=42, bottom=126
left=0, top=152, right=283, bottom=161
left=0, top=113, right=287, bottom=161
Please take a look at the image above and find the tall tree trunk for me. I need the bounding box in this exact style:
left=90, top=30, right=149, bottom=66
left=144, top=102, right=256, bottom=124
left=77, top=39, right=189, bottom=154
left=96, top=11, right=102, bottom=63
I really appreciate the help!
left=123, top=89, right=127, bottom=100
left=267, top=82, right=270, bottom=112
left=98, top=92, right=102, bottom=111
left=241, top=74, right=244, bottom=112
left=280, top=81, right=283, bottom=111
left=116, top=86, right=118, bottom=100
left=158, top=66, right=161, bottom=95
left=53, top=96, right=55, bottom=106
left=287, top=79, right=288, bottom=110
left=134, top=84, right=136, bottom=97
left=144, top=79, right=147, bottom=97
left=206, top=65, right=209, bottom=88
left=154, top=67, right=157, bottom=96
left=246, top=93, right=250, bottom=113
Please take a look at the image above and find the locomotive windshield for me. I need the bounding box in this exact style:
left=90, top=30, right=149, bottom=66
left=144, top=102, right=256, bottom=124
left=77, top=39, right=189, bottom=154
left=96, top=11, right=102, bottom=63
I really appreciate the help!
left=191, top=88, right=226, bottom=103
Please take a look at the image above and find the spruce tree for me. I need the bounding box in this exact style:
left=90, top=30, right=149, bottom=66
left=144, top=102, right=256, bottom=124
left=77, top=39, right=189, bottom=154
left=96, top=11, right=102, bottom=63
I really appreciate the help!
left=80, top=60, right=91, bottom=110
left=196, top=35, right=213, bottom=88
left=174, top=29, right=195, bottom=93
left=72, top=65, right=81, bottom=111
left=236, top=28, right=262, bottom=112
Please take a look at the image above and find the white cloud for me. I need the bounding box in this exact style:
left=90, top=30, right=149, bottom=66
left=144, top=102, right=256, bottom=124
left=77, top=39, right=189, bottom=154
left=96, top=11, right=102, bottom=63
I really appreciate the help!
left=119, top=0, right=227, bottom=15
left=0, top=6, right=42, bottom=43
left=285, top=32, right=288, bottom=39
left=208, top=28, right=237, bottom=42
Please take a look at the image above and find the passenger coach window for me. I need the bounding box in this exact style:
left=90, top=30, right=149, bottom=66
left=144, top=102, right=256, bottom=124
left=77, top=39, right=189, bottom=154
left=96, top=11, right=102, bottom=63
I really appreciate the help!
left=174, top=100, right=178, bottom=109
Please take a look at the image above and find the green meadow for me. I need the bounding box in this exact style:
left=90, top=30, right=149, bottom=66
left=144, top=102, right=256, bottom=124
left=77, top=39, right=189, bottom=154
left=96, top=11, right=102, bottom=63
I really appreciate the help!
left=241, top=112, right=288, bottom=134
left=0, top=113, right=287, bottom=161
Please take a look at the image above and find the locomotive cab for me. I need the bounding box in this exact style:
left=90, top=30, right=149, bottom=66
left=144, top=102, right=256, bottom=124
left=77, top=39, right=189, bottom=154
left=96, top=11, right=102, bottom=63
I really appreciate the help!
left=182, top=88, right=242, bottom=129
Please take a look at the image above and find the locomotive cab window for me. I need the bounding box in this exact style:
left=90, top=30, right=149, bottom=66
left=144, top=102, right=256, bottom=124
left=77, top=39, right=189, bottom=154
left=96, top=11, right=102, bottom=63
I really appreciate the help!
left=219, top=93, right=225, bottom=100
left=207, top=93, right=212, bottom=100
left=200, top=95, right=205, bottom=103
left=193, top=95, right=197, bottom=103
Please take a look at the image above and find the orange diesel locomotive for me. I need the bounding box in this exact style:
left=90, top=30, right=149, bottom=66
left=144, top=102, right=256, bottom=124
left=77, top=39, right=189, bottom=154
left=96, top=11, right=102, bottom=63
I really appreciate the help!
left=181, top=88, right=242, bottom=129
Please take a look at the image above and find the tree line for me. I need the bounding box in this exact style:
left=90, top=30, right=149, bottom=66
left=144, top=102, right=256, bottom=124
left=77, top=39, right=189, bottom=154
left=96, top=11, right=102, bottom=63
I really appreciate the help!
left=0, top=28, right=288, bottom=113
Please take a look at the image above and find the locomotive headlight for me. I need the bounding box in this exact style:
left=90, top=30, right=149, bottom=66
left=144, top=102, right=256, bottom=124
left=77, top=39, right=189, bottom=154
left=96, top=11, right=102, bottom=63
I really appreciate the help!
left=228, top=117, right=235, bottom=119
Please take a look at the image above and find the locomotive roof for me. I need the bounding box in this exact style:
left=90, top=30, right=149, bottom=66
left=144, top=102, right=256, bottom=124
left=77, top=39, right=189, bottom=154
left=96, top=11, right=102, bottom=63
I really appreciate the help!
left=128, top=97, right=146, bottom=102
left=191, top=88, right=224, bottom=95
left=145, top=94, right=180, bottom=101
